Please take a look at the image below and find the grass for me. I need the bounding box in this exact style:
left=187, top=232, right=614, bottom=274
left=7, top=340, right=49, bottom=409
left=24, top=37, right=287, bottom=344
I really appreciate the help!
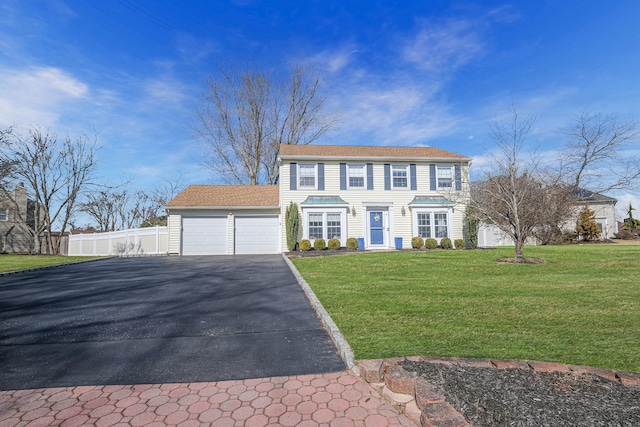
left=0, top=255, right=101, bottom=272
left=292, top=245, right=640, bottom=371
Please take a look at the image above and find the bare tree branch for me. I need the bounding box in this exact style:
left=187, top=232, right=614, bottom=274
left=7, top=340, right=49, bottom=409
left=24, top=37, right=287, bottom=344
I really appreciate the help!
left=192, top=62, right=337, bottom=185
left=560, top=112, right=639, bottom=192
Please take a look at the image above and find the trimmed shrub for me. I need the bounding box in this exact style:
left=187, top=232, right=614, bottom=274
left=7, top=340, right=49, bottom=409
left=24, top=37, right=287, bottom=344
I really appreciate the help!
left=299, top=239, right=311, bottom=251
left=346, top=237, right=359, bottom=250
left=314, top=238, right=326, bottom=250
left=285, top=202, right=300, bottom=251
left=440, top=237, right=453, bottom=249
left=411, top=236, right=424, bottom=249
left=425, top=238, right=438, bottom=249
left=454, top=239, right=465, bottom=249
left=328, top=238, right=341, bottom=250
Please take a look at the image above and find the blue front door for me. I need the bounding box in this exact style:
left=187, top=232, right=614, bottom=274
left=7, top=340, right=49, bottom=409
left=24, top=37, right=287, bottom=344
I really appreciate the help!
left=369, top=211, right=384, bottom=245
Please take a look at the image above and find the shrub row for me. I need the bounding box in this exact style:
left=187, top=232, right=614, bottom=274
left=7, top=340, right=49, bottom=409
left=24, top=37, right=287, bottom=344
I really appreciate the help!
left=411, top=236, right=466, bottom=249
left=299, top=238, right=360, bottom=251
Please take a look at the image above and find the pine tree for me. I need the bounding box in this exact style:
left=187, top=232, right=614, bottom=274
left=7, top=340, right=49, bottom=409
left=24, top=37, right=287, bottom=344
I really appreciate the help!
left=576, top=203, right=601, bottom=241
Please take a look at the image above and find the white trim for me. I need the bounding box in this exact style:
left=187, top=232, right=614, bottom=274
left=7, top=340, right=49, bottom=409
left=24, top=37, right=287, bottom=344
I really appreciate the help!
left=391, top=164, right=410, bottom=190
left=364, top=206, right=393, bottom=248
left=298, top=163, right=318, bottom=190
left=303, top=207, right=347, bottom=246
left=0, top=208, right=7, bottom=222
left=347, top=163, right=367, bottom=190
left=436, top=164, right=454, bottom=189
left=412, top=207, right=453, bottom=243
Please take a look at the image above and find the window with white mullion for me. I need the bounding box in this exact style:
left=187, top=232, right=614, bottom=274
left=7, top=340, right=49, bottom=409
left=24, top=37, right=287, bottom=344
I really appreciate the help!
left=414, top=210, right=450, bottom=240
left=434, top=213, right=448, bottom=238
left=299, top=164, right=316, bottom=188
left=417, top=213, right=431, bottom=238
left=348, top=164, right=365, bottom=188
left=308, top=213, right=324, bottom=240
left=392, top=165, right=408, bottom=188
left=437, top=166, right=453, bottom=188
left=0, top=208, right=7, bottom=222
left=327, top=213, right=341, bottom=240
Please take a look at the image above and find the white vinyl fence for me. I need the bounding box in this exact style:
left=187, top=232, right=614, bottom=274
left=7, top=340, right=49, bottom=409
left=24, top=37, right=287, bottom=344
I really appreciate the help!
left=67, top=226, right=168, bottom=256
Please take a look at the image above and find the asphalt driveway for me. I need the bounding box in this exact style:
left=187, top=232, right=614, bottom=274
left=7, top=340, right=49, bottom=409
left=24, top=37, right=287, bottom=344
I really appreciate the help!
left=0, top=256, right=345, bottom=390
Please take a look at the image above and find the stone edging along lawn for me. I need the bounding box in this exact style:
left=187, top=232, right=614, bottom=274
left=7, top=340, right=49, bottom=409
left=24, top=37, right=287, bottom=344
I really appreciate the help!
left=358, top=356, right=640, bottom=427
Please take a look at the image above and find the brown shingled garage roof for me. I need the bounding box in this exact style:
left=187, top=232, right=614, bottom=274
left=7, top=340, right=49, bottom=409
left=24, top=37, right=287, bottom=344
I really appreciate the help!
left=166, top=185, right=279, bottom=208
left=278, top=144, right=469, bottom=160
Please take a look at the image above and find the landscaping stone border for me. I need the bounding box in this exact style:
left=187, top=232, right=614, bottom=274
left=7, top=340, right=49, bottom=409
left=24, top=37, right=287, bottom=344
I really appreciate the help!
left=358, top=356, right=640, bottom=427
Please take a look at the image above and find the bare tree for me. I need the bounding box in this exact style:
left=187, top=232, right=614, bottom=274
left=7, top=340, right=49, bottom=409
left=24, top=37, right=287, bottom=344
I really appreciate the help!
left=193, top=62, right=337, bottom=185
left=560, top=112, right=639, bottom=192
left=80, top=174, right=184, bottom=231
left=80, top=190, right=128, bottom=232
left=1, top=127, right=97, bottom=253
left=473, top=107, right=572, bottom=259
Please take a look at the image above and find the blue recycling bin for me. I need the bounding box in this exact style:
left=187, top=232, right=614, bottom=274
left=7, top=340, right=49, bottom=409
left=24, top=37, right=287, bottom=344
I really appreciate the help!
left=357, top=237, right=365, bottom=251
left=395, top=237, right=403, bottom=250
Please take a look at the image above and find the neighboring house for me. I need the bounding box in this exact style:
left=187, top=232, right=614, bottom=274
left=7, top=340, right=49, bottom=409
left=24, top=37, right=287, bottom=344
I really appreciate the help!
left=477, top=188, right=617, bottom=247
left=0, top=183, right=35, bottom=253
left=571, top=189, right=617, bottom=239
left=165, top=144, right=472, bottom=255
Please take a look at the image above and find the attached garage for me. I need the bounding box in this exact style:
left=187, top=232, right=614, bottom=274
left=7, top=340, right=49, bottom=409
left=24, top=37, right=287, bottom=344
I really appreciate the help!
left=166, top=185, right=281, bottom=256
left=235, top=215, right=280, bottom=254
left=182, top=216, right=228, bottom=255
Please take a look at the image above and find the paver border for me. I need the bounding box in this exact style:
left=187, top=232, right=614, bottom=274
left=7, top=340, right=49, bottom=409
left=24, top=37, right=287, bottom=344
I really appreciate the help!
left=358, top=356, right=640, bottom=427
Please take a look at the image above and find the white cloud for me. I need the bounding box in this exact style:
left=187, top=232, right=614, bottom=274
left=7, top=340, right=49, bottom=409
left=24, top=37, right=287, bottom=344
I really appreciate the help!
left=402, top=19, right=483, bottom=72
left=0, top=66, right=89, bottom=127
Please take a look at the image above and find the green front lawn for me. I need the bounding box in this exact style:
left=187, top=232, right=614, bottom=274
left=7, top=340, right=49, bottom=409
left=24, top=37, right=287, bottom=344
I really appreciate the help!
left=292, top=245, right=640, bottom=371
left=0, top=255, right=100, bottom=273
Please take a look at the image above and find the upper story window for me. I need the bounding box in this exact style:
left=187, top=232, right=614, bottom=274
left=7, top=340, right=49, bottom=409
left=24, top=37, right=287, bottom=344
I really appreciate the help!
left=348, top=164, right=365, bottom=189
left=437, top=165, right=453, bottom=188
left=0, top=208, right=7, bottom=222
left=298, top=164, right=316, bottom=188
left=392, top=165, right=409, bottom=189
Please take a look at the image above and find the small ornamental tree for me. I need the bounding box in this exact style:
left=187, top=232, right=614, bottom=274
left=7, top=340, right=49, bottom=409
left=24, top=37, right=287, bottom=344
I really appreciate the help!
left=623, top=203, right=640, bottom=236
left=285, top=202, right=300, bottom=251
left=576, top=203, right=601, bottom=241
left=464, top=202, right=479, bottom=249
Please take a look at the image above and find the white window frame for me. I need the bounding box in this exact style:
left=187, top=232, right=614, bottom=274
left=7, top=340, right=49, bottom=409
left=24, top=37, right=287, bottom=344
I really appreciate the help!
left=412, top=208, right=452, bottom=242
left=391, top=164, right=409, bottom=189
left=298, top=163, right=317, bottom=189
left=303, top=208, right=347, bottom=245
left=347, top=164, right=366, bottom=189
left=0, top=208, right=7, bottom=222
left=436, top=165, right=454, bottom=189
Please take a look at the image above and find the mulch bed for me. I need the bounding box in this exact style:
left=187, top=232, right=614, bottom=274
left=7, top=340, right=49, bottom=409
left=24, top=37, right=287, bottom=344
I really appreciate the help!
left=400, top=360, right=640, bottom=426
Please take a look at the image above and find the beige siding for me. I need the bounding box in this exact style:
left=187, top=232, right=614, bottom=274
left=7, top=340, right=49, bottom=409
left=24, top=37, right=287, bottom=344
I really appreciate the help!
left=280, top=161, right=470, bottom=250
left=168, top=213, right=181, bottom=254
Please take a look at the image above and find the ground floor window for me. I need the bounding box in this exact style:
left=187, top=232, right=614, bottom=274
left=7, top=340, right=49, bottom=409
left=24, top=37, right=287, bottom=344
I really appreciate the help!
left=413, top=210, right=451, bottom=240
left=304, top=209, right=346, bottom=243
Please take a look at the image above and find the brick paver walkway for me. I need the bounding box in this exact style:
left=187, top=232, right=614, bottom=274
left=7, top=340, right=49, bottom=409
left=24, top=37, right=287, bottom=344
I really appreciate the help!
left=0, top=371, right=414, bottom=427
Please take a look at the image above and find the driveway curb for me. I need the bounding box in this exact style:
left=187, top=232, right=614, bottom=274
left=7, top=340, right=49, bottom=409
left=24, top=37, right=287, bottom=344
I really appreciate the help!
left=282, top=253, right=359, bottom=374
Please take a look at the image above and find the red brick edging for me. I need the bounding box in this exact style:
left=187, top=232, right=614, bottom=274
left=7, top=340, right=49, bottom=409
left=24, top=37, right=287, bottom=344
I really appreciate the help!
left=358, top=357, right=640, bottom=427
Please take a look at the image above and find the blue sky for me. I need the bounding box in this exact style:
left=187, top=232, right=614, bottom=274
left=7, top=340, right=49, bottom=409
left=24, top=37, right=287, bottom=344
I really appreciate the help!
left=1, top=1, right=639, bottom=218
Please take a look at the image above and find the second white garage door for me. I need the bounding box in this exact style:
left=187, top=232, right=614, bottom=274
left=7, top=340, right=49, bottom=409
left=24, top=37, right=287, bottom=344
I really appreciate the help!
left=235, top=216, right=280, bottom=254
left=182, top=216, right=227, bottom=255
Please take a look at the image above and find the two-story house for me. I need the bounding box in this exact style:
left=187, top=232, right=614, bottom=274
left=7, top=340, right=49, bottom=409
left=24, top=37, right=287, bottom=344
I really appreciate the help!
left=165, top=144, right=471, bottom=255
left=1, top=183, right=35, bottom=253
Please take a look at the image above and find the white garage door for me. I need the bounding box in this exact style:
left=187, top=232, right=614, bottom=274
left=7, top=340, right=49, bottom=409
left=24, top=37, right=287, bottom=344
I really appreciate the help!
left=182, top=216, right=228, bottom=255
left=235, top=216, right=280, bottom=254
